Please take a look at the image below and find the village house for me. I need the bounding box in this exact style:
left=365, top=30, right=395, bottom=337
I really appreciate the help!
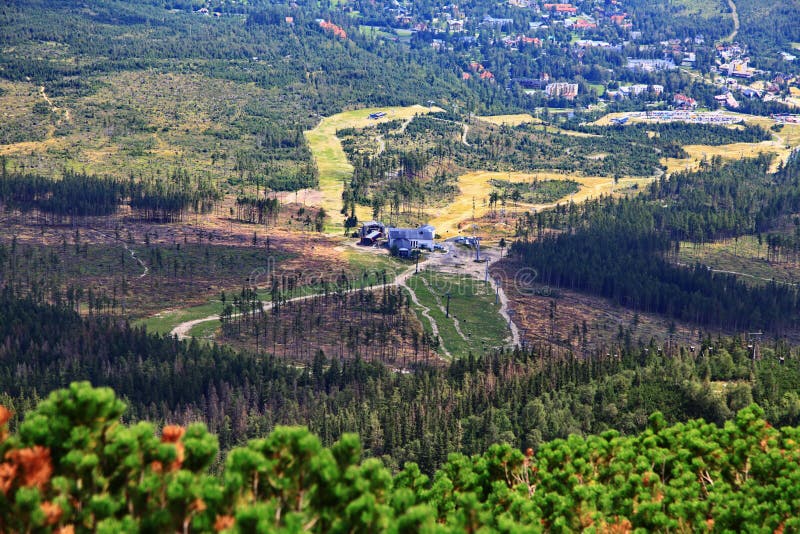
left=570, top=18, right=597, bottom=30
left=395, top=13, right=413, bottom=25
left=724, top=59, right=755, bottom=79
left=447, top=19, right=466, bottom=32
left=359, top=221, right=386, bottom=246
left=740, top=87, right=762, bottom=99
left=715, top=92, right=740, bottom=109
left=511, top=77, right=548, bottom=90
left=482, top=15, right=514, bottom=28
left=716, top=44, right=744, bottom=62
left=773, top=73, right=790, bottom=86
left=673, top=94, right=697, bottom=110
left=502, top=34, right=542, bottom=48
left=575, top=39, right=613, bottom=49
left=626, top=58, right=677, bottom=72
left=616, top=84, right=662, bottom=99
left=610, top=13, right=631, bottom=28
left=469, top=61, right=495, bottom=80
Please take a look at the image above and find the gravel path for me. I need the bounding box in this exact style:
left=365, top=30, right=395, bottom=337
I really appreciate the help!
left=168, top=241, right=522, bottom=351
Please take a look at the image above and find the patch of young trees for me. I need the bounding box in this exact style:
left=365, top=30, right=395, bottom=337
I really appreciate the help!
left=576, top=122, right=773, bottom=147
left=220, top=284, right=438, bottom=364
left=490, top=178, right=579, bottom=205
left=128, top=170, right=220, bottom=223
left=0, top=169, right=125, bottom=223
left=234, top=195, right=280, bottom=225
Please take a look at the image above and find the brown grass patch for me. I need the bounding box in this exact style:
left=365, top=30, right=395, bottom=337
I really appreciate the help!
left=476, top=114, right=541, bottom=127
left=429, top=171, right=651, bottom=237
left=492, top=260, right=709, bottom=353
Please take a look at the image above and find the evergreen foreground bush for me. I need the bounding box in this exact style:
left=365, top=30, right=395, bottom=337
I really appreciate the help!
left=2, top=382, right=799, bottom=532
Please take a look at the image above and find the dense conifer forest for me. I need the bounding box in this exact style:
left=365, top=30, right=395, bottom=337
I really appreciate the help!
left=512, top=152, right=800, bottom=333
left=3, top=288, right=800, bottom=477
left=0, top=168, right=220, bottom=223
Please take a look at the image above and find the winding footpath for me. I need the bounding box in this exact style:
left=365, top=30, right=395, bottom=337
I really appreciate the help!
left=168, top=245, right=523, bottom=355
left=420, top=277, right=468, bottom=343
left=375, top=115, right=418, bottom=156
left=675, top=261, right=797, bottom=287
left=399, top=275, right=452, bottom=359
left=170, top=255, right=445, bottom=344
left=39, top=85, right=71, bottom=122
left=85, top=227, right=149, bottom=279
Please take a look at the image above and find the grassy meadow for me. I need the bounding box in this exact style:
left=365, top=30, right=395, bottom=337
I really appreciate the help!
left=303, top=104, right=441, bottom=226
left=405, top=270, right=510, bottom=356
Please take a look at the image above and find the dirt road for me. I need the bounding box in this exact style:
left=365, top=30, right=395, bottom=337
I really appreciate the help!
left=171, top=251, right=439, bottom=338
left=169, top=242, right=522, bottom=352
left=723, top=0, right=739, bottom=43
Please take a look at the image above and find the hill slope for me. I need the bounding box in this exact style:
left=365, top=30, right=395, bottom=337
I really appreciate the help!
left=2, top=383, right=799, bottom=532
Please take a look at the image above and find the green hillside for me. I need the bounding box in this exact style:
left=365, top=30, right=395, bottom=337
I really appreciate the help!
left=2, top=383, right=799, bottom=532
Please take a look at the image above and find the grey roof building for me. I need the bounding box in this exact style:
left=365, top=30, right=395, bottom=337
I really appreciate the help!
left=387, top=225, right=435, bottom=254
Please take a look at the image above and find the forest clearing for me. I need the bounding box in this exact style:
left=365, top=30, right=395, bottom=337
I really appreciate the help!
left=404, top=270, right=510, bottom=356
left=161, top=240, right=518, bottom=360
left=491, top=260, right=709, bottom=352
left=678, top=236, right=800, bottom=287
left=0, top=73, right=275, bottom=180
left=476, top=113, right=540, bottom=126
left=663, top=139, right=790, bottom=173
left=304, top=104, right=441, bottom=227
left=428, top=171, right=650, bottom=236
left=306, top=108, right=655, bottom=236
left=595, top=111, right=800, bottom=172
left=134, top=232, right=403, bottom=335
